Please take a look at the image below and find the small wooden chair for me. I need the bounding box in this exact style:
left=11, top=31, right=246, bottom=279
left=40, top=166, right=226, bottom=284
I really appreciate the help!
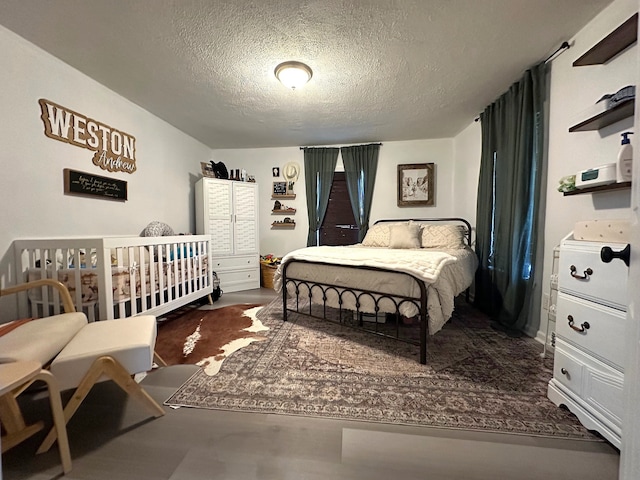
left=0, top=279, right=167, bottom=471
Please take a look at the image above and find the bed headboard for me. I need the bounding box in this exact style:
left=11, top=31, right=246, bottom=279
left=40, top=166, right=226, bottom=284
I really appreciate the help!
left=373, top=218, right=473, bottom=247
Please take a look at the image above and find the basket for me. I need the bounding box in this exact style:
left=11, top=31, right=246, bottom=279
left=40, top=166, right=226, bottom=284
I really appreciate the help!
left=260, top=262, right=277, bottom=290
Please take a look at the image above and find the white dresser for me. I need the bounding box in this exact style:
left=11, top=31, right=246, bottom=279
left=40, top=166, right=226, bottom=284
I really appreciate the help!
left=195, top=178, right=260, bottom=293
left=547, top=233, right=629, bottom=448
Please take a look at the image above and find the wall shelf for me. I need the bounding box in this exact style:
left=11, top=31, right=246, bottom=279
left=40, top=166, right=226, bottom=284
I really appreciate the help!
left=272, top=194, right=296, bottom=200
left=573, top=13, right=638, bottom=66
left=271, top=222, right=296, bottom=229
left=272, top=209, right=296, bottom=215
left=563, top=181, right=631, bottom=196
left=569, top=99, right=634, bottom=132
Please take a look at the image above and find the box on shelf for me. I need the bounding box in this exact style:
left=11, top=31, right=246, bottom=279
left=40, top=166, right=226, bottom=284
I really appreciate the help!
left=575, top=163, right=616, bottom=189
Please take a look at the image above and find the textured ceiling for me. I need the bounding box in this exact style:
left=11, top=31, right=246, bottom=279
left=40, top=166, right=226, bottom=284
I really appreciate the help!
left=0, top=0, right=614, bottom=149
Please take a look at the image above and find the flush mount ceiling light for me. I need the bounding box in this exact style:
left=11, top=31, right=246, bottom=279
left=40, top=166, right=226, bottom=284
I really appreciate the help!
left=274, top=61, right=313, bottom=90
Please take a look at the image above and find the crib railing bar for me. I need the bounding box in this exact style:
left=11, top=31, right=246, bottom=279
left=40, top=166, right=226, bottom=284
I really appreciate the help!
left=149, top=245, right=158, bottom=310
left=158, top=246, right=166, bottom=306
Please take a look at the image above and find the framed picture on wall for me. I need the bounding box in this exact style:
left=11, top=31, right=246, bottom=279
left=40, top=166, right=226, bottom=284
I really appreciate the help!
left=272, top=181, right=288, bottom=196
left=397, top=163, right=434, bottom=206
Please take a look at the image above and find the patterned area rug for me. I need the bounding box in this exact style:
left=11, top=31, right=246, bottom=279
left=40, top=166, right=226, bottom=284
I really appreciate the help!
left=164, top=297, right=601, bottom=441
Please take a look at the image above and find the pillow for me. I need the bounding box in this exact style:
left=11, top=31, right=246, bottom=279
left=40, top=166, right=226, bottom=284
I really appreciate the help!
left=421, top=224, right=467, bottom=249
left=361, top=222, right=407, bottom=247
left=389, top=223, right=422, bottom=249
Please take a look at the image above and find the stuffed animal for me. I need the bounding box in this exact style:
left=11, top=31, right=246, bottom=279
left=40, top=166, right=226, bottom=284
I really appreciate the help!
left=142, top=221, right=175, bottom=237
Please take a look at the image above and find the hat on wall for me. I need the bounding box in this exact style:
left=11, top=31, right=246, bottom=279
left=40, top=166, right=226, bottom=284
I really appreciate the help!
left=283, top=162, right=300, bottom=183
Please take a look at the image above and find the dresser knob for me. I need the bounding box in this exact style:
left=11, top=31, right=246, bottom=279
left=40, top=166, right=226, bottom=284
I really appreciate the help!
left=567, top=315, right=590, bottom=333
left=601, top=244, right=630, bottom=267
left=561, top=368, right=568, bottom=375
left=569, top=265, right=593, bottom=280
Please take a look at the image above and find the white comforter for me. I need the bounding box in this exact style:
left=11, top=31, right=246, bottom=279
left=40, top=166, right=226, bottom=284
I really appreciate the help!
left=274, top=245, right=477, bottom=335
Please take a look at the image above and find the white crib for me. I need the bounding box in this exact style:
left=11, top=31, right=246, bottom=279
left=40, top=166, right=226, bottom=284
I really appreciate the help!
left=13, top=235, right=213, bottom=321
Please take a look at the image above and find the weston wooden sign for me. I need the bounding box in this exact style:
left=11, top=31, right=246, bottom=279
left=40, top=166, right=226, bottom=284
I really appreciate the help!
left=39, top=99, right=137, bottom=174
left=64, top=169, right=128, bottom=201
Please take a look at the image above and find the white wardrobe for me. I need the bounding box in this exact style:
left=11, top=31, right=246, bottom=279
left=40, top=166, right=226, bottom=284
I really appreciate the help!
left=195, top=178, right=260, bottom=293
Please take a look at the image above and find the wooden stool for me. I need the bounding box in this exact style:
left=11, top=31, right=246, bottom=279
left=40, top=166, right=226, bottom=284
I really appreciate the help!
left=0, top=360, right=72, bottom=474
left=38, top=316, right=165, bottom=454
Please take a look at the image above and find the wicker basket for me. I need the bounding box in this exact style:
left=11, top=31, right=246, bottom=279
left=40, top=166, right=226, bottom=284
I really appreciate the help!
left=260, top=262, right=277, bottom=289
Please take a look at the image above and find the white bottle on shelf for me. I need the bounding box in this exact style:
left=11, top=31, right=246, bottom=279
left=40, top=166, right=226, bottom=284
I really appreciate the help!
left=617, top=131, right=633, bottom=183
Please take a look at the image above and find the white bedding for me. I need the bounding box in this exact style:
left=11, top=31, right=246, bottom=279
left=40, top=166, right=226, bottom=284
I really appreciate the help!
left=274, top=245, right=478, bottom=335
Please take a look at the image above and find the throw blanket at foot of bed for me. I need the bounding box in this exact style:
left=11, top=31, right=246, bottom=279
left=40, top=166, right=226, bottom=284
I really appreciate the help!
left=274, top=245, right=477, bottom=335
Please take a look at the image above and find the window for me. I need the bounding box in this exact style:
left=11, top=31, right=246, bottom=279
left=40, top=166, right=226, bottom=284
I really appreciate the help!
left=319, top=172, right=359, bottom=246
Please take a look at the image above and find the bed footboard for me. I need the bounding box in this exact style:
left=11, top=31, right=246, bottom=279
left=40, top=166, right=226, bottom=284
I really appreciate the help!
left=281, top=259, right=429, bottom=364
left=13, top=235, right=213, bottom=321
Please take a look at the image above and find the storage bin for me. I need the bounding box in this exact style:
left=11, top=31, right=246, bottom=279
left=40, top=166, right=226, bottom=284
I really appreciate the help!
left=260, top=262, right=277, bottom=289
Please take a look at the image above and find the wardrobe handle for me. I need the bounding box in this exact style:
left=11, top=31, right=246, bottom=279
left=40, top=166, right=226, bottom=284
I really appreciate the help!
left=567, top=315, right=590, bottom=333
left=569, top=265, right=593, bottom=280
left=561, top=368, right=568, bottom=375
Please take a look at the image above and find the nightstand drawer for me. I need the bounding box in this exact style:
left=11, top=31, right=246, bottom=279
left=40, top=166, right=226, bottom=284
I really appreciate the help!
left=559, top=239, right=628, bottom=310
left=556, top=292, right=626, bottom=369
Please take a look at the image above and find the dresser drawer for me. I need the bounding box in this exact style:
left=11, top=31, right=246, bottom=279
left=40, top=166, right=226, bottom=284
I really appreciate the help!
left=554, top=339, right=624, bottom=431
left=211, top=255, right=259, bottom=271
left=217, top=268, right=260, bottom=293
left=553, top=346, right=584, bottom=396
left=559, top=239, right=628, bottom=310
left=556, top=292, right=626, bottom=369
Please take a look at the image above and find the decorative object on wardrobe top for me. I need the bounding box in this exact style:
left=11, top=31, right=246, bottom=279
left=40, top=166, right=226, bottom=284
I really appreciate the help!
left=201, top=161, right=229, bottom=179
left=274, top=61, right=312, bottom=90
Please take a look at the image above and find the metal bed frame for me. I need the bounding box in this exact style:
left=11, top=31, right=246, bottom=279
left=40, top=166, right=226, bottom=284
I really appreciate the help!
left=280, top=218, right=472, bottom=365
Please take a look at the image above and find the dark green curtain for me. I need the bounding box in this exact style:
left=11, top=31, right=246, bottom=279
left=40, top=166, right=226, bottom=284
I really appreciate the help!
left=474, top=61, right=548, bottom=333
left=341, top=144, right=380, bottom=242
left=303, top=147, right=339, bottom=246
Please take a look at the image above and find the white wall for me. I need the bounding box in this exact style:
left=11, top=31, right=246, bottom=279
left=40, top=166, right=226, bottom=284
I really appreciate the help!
left=214, top=138, right=460, bottom=257
left=0, top=25, right=212, bottom=292
left=453, top=121, right=481, bottom=229
left=538, top=0, right=637, bottom=341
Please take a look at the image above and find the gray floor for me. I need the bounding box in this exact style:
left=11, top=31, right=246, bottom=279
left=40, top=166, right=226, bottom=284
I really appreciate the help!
left=2, top=289, right=620, bottom=480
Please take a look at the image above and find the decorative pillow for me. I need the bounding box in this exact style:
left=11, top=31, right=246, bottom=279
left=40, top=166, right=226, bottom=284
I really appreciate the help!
left=143, top=221, right=175, bottom=237
left=421, top=224, right=467, bottom=249
left=361, top=222, right=407, bottom=247
left=389, top=223, right=422, bottom=249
